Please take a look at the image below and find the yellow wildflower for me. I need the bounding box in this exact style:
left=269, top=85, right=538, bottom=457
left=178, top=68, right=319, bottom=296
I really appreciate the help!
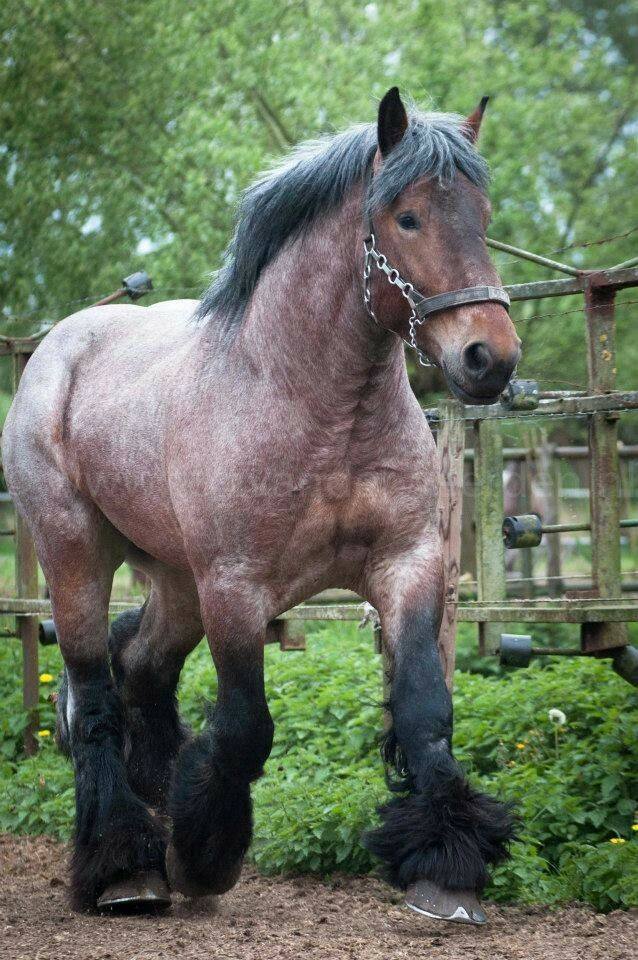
left=609, top=837, right=626, bottom=845
left=37, top=729, right=51, bottom=738
left=632, top=824, right=638, bottom=832
left=515, top=742, right=526, bottom=750
left=39, top=673, right=54, bottom=683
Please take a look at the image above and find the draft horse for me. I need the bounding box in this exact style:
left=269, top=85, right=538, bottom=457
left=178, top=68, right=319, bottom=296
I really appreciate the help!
left=3, top=88, right=520, bottom=923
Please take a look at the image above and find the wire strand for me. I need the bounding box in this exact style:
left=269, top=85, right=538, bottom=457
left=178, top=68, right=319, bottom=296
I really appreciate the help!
left=512, top=298, right=638, bottom=324
left=495, top=224, right=638, bottom=270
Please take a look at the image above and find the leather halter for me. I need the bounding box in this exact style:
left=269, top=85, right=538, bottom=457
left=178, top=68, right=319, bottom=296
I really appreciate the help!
left=362, top=167, right=511, bottom=367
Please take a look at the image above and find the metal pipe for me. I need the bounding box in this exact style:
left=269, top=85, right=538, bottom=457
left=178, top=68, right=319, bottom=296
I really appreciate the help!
left=542, top=521, right=590, bottom=534
left=542, top=518, right=638, bottom=534
left=93, top=288, right=126, bottom=307
left=609, top=255, right=638, bottom=271
left=530, top=646, right=584, bottom=657
left=486, top=238, right=584, bottom=277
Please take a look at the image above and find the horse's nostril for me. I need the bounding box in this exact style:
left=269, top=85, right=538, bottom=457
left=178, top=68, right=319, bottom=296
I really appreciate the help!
left=463, top=341, right=492, bottom=376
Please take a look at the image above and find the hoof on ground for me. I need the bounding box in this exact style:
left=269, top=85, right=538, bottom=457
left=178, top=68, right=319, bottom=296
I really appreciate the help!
left=96, top=871, right=171, bottom=913
left=405, top=880, right=487, bottom=925
left=165, top=843, right=242, bottom=898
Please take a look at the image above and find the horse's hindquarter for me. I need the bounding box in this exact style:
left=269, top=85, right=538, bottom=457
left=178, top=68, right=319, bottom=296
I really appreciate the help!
left=3, top=300, right=200, bottom=569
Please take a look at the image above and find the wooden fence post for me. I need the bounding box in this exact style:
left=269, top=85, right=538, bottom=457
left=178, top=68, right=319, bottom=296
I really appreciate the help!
left=520, top=454, right=534, bottom=597
left=539, top=438, right=563, bottom=596
left=436, top=400, right=465, bottom=688
left=12, top=351, right=40, bottom=755
left=473, top=418, right=506, bottom=656
left=582, top=280, right=627, bottom=652
left=460, top=457, right=476, bottom=579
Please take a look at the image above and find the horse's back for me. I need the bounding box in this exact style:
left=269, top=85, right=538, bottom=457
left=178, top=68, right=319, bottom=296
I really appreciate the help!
left=2, top=299, right=200, bottom=497
left=6, top=296, right=198, bottom=404
left=27, top=297, right=199, bottom=369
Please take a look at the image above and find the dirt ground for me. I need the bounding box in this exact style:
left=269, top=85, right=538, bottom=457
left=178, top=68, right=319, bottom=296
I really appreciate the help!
left=1, top=836, right=636, bottom=960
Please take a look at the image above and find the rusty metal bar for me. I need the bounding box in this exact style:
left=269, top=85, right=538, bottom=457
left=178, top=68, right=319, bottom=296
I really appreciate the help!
left=505, top=265, right=638, bottom=302
left=93, top=288, right=126, bottom=307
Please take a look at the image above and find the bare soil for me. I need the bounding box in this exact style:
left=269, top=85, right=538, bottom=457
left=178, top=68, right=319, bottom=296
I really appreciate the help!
left=1, top=835, right=636, bottom=960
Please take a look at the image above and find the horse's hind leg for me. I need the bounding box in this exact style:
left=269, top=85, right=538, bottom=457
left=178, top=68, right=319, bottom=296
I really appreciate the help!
left=108, top=562, right=203, bottom=808
left=166, top=583, right=274, bottom=897
left=29, top=493, right=169, bottom=911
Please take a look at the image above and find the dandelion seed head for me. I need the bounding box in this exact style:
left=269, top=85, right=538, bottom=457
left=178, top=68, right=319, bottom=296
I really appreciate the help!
left=548, top=708, right=567, bottom=726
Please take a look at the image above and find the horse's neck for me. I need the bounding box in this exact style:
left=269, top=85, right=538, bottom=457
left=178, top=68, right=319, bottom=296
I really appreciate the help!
left=236, top=191, right=410, bottom=428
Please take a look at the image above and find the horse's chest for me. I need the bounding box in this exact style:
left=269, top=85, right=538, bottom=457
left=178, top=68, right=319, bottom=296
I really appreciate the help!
left=293, top=468, right=408, bottom=558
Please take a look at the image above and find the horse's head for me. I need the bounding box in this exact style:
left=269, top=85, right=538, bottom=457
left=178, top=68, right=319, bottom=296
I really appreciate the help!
left=366, top=88, right=521, bottom=404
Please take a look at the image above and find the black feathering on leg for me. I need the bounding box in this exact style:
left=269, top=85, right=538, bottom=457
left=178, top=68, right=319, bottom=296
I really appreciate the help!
left=69, top=676, right=167, bottom=911
left=168, top=727, right=253, bottom=894
left=167, top=692, right=274, bottom=895
left=363, top=743, right=516, bottom=891
left=108, top=607, right=189, bottom=809
left=122, top=698, right=189, bottom=809
left=72, top=792, right=168, bottom=911
left=364, top=606, right=516, bottom=893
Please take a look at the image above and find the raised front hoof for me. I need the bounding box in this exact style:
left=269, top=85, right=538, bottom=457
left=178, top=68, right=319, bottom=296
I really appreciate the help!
left=405, top=881, right=487, bottom=925
left=165, top=843, right=243, bottom=898
left=96, top=871, right=171, bottom=913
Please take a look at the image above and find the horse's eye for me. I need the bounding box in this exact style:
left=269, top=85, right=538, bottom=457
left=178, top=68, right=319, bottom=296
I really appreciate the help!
left=396, top=212, right=421, bottom=231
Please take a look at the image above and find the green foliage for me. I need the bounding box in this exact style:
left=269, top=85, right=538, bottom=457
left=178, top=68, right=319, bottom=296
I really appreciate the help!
left=2, top=620, right=636, bottom=910
left=0, top=638, right=74, bottom=837
left=557, top=839, right=638, bottom=912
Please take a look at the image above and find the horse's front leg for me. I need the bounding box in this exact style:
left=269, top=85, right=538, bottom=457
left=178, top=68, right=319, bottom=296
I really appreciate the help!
left=166, top=582, right=274, bottom=897
left=364, top=535, right=515, bottom=924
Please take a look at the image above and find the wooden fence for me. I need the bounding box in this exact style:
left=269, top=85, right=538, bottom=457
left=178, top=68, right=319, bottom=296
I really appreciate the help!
left=2, top=260, right=638, bottom=752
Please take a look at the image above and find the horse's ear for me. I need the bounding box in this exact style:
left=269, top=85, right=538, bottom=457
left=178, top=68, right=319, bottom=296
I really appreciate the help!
left=464, top=96, right=489, bottom=143
left=377, top=87, right=408, bottom=157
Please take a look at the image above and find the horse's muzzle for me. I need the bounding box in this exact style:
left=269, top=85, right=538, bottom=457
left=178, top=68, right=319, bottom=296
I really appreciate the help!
left=443, top=340, right=521, bottom=405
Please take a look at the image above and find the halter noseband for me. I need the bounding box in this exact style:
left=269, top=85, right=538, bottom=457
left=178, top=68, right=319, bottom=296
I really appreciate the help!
left=362, top=172, right=511, bottom=367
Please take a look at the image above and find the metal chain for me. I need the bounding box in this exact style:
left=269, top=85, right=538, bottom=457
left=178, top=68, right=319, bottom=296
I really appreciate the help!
left=363, top=235, right=433, bottom=367
left=362, top=239, right=376, bottom=323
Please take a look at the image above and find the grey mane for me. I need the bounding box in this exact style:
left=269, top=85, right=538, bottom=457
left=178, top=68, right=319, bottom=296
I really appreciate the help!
left=196, top=110, right=489, bottom=328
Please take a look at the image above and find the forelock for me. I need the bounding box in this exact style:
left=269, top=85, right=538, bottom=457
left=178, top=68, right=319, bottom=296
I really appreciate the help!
left=196, top=107, right=489, bottom=329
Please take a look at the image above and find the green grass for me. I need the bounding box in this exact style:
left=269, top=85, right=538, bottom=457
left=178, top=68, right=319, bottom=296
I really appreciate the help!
left=0, top=619, right=636, bottom=910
